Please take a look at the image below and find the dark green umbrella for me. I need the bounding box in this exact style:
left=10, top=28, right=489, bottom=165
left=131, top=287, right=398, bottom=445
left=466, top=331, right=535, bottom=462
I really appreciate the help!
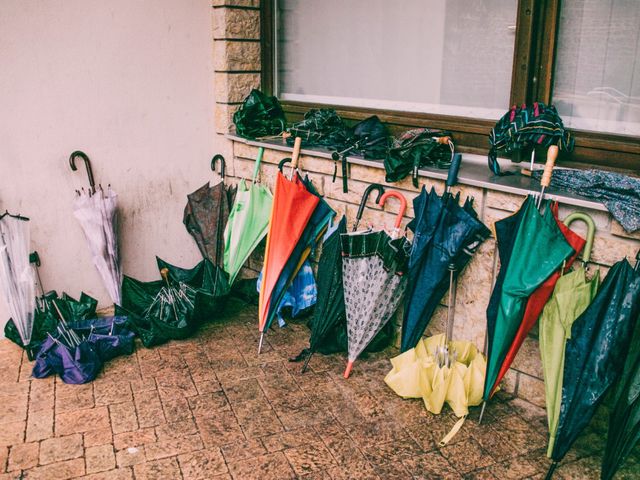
left=117, top=257, right=230, bottom=347
left=233, top=89, right=286, bottom=139
left=545, top=256, right=640, bottom=479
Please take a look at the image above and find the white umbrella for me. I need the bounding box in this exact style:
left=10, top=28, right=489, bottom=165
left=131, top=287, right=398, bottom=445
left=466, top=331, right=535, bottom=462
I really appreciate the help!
left=0, top=214, right=36, bottom=346
left=73, top=186, right=122, bottom=305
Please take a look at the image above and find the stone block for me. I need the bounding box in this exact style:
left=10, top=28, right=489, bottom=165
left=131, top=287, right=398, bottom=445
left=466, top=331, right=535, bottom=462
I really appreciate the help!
left=611, top=219, right=640, bottom=240
left=213, top=40, right=261, bottom=72
left=85, top=444, right=116, bottom=474
left=589, top=233, right=639, bottom=266
left=485, top=190, right=526, bottom=212
left=214, top=103, right=240, bottom=135
left=39, top=434, right=83, bottom=464
left=8, top=442, right=39, bottom=471
left=213, top=8, right=260, bottom=40
left=22, top=458, right=85, bottom=479
left=212, top=0, right=260, bottom=7
left=215, top=72, right=260, bottom=103
left=517, top=373, right=546, bottom=408
left=510, top=336, right=543, bottom=379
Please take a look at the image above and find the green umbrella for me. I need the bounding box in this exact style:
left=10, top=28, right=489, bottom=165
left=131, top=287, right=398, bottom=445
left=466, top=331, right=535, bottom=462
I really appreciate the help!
left=223, top=148, right=273, bottom=285
left=539, top=213, right=599, bottom=457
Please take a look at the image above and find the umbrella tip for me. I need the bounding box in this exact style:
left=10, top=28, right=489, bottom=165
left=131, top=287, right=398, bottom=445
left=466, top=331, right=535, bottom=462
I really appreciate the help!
left=301, top=350, right=313, bottom=374
left=257, top=332, right=265, bottom=354
left=544, top=462, right=559, bottom=480
left=343, top=360, right=354, bottom=379
left=478, top=401, right=487, bottom=424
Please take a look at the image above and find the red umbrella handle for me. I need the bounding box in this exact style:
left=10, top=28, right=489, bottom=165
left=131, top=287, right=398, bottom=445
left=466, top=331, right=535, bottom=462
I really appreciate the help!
left=378, top=191, right=407, bottom=229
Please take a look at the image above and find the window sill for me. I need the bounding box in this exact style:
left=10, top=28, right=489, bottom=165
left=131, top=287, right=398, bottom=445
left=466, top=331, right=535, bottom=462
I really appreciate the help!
left=225, top=134, right=608, bottom=213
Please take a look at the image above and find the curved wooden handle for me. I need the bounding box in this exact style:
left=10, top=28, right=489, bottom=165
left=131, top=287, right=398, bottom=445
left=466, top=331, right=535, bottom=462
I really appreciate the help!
left=291, top=137, right=302, bottom=169
left=540, top=145, right=559, bottom=188
left=378, top=190, right=408, bottom=229
left=160, top=268, right=170, bottom=282
left=435, top=136, right=451, bottom=145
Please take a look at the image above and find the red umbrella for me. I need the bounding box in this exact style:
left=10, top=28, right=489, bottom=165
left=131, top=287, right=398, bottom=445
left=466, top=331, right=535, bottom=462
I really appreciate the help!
left=488, top=203, right=587, bottom=397
left=258, top=138, right=319, bottom=352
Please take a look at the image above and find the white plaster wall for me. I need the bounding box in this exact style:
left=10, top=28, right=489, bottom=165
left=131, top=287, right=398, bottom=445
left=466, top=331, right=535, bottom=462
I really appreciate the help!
left=0, top=0, right=215, bottom=329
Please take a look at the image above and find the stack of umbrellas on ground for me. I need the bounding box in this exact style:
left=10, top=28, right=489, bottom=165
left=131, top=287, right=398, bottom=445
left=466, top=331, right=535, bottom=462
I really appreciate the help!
left=384, top=153, right=491, bottom=442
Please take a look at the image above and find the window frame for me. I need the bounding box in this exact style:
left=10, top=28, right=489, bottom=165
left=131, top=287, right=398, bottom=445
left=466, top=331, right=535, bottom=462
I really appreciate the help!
left=261, top=0, right=640, bottom=172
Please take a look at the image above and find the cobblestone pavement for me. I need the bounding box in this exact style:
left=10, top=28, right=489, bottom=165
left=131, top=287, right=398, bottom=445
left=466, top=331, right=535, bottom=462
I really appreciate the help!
left=0, top=298, right=638, bottom=479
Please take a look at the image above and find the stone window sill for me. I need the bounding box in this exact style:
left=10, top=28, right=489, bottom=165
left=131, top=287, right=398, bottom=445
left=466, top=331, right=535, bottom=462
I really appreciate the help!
left=226, top=134, right=607, bottom=213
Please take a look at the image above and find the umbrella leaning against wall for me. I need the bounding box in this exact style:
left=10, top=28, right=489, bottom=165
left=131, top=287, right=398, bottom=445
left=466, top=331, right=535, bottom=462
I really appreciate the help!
left=538, top=213, right=600, bottom=464
left=342, top=190, right=411, bottom=379
left=0, top=212, right=36, bottom=355
left=479, top=146, right=575, bottom=423
left=400, top=153, right=490, bottom=353
left=544, top=253, right=640, bottom=479
left=223, top=147, right=273, bottom=286
left=69, top=151, right=122, bottom=305
left=184, top=154, right=237, bottom=269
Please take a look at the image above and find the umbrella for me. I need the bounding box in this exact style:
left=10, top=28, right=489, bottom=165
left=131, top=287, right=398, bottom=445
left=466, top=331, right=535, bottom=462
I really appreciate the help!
left=118, top=257, right=229, bottom=347
left=538, top=215, right=599, bottom=460
left=233, top=89, right=286, bottom=139
left=263, top=169, right=335, bottom=333
left=69, top=316, right=135, bottom=362
left=287, top=109, right=351, bottom=150
left=486, top=206, right=588, bottom=398
left=532, top=167, right=640, bottom=233
left=342, top=190, right=411, bottom=378
left=257, top=138, right=320, bottom=352
left=488, top=102, right=574, bottom=175
left=401, top=154, right=490, bottom=352
left=479, top=146, right=575, bottom=422
left=602, top=261, right=640, bottom=480
left=223, top=148, right=273, bottom=285
left=545, top=255, right=640, bottom=478
left=294, top=184, right=386, bottom=372
left=183, top=154, right=237, bottom=269
left=0, top=212, right=36, bottom=350
left=69, top=151, right=122, bottom=305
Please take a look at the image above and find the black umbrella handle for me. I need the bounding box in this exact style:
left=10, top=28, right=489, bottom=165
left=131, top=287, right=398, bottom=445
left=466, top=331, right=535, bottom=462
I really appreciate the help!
left=278, top=158, right=291, bottom=173
left=69, top=150, right=96, bottom=193
left=353, top=184, right=385, bottom=232
left=211, top=154, right=225, bottom=179
left=446, top=153, right=462, bottom=190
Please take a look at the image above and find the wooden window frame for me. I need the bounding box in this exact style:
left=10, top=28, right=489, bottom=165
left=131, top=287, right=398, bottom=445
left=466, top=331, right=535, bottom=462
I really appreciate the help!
left=261, top=0, right=640, bottom=173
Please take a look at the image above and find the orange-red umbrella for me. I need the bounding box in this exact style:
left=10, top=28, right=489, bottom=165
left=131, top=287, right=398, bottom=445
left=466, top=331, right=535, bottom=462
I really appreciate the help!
left=489, top=204, right=586, bottom=397
left=258, top=138, right=319, bottom=352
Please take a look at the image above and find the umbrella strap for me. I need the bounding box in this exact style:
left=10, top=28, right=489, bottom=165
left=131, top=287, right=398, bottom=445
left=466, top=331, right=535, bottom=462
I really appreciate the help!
left=438, top=415, right=466, bottom=447
left=252, top=147, right=264, bottom=183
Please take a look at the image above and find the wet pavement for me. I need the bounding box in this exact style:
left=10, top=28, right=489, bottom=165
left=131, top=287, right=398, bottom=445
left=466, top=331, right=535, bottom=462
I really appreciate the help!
left=0, top=298, right=638, bottom=479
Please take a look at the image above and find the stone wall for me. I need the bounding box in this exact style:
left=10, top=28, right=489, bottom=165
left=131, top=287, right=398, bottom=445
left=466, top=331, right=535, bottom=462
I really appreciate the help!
left=210, top=1, right=640, bottom=405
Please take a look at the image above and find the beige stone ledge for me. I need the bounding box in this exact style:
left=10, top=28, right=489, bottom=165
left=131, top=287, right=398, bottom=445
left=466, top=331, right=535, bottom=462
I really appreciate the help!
left=212, top=8, right=260, bottom=40
left=212, top=0, right=259, bottom=7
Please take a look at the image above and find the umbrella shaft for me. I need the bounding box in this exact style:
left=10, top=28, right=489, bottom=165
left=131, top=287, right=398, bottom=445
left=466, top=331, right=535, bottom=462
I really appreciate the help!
left=446, top=266, right=457, bottom=344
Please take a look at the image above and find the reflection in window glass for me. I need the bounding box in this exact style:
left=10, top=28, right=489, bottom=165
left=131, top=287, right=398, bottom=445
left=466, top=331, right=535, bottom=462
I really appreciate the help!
left=276, top=0, right=517, bottom=120
left=553, top=0, right=640, bottom=136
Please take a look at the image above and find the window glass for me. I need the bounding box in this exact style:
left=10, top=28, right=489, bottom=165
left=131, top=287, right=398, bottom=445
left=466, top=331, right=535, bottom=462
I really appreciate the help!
left=276, top=0, right=517, bottom=120
left=553, top=0, right=640, bottom=136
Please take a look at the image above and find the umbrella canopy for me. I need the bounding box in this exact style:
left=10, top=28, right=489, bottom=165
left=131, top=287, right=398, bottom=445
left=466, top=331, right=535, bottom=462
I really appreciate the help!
left=483, top=198, right=575, bottom=405
left=287, top=109, right=351, bottom=149
left=546, top=256, right=640, bottom=475
left=233, top=89, right=286, bottom=139
left=118, top=257, right=229, bottom=347
left=258, top=144, right=319, bottom=351
left=0, top=214, right=36, bottom=348
left=264, top=174, right=334, bottom=332
left=184, top=155, right=236, bottom=269
left=488, top=206, right=588, bottom=398
left=73, top=185, right=122, bottom=305
left=342, top=190, right=411, bottom=378
left=69, top=316, right=135, bottom=362
left=602, top=274, right=640, bottom=480
left=401, top=187, right=490, bottom=352
left=223, top=148, right=273, bottom=285
left=540, top=267, right=600, bottom=459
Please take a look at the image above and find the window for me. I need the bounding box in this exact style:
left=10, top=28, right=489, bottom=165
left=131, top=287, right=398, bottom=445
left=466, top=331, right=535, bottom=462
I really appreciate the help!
left=262, top=0, right=640, bottom=170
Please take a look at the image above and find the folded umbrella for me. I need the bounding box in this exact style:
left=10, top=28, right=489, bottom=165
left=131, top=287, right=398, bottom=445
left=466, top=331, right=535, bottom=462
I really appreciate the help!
left=545, top=255, right=640, bottom=478
left=602, top=262, right=640, bottom=480
left=69, top=316, right=135, bottom=362
left=401, top=154, right=490, bottom=352
left=342, top=190, right=411, bottom=378
left=223, top=148, right=273, bottom=285
left=258, top=138, right=319, bottom=352
left=0, top=213, right=36, bottom=351
left=184, top=155, right=236, bottom=269
left=233, top=89, right=286, bottom=140
left=488, top=207, right=588, bottom=398
left=69, top=151, right=122, bottom=305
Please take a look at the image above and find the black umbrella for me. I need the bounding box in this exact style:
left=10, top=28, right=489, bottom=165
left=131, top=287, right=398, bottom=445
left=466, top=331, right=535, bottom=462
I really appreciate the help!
left=602, top=257, right=640, bottom=480
left=545, top=255, right=640, bottom=479
left=400, top=155, right=490, bottom=352
left=183, top=155, right=236, bottom=269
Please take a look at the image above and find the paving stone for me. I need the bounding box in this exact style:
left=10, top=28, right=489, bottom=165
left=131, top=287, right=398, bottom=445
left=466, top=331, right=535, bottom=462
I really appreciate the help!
left=85, top=444, right=116, bottom=474
left=113, top=428, right=157, bottom=451
left=188, top=392, right=229, bottom=416
left=144, top=433, right=204, bottom=461
left=94, top=381, right=133, bottom=406
left=40, top=434, right=83, bottom=464
left=196, top=410, right=245, bottom=448
left=282, top=440, right=337, bottom=476
left=440, top=437, right=494, bottom=474
left=133, top=390, right=165, bottom=428
left=22, top=458, right=85, bottom=479
left=178, top=448, right=228, bottom=479
left=220, top=439, right=266, bottom=464
left=55, top=407, right=109, bottom=436
left=83, top=428, right=113, bottom=447
left=25, top=409, right=52, bottom=442
left=76, top=467, right=133, bottom=480
left=7, top=442, right=39, bottom=471
left=162, top=396, right=193, bottom=423
left=133, top=457, right=181, bottom=480
left=109, top=401, right=138, bottom=434
left=0, top=421, right=25, bottom=447
left=115, top=447, right=145, bottom=468
left=227, top=452, right=296, bottom=480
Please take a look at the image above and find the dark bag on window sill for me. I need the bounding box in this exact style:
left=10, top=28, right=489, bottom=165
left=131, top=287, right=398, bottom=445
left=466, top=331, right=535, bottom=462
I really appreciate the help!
left=384, top=128, right=454, bottom=188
